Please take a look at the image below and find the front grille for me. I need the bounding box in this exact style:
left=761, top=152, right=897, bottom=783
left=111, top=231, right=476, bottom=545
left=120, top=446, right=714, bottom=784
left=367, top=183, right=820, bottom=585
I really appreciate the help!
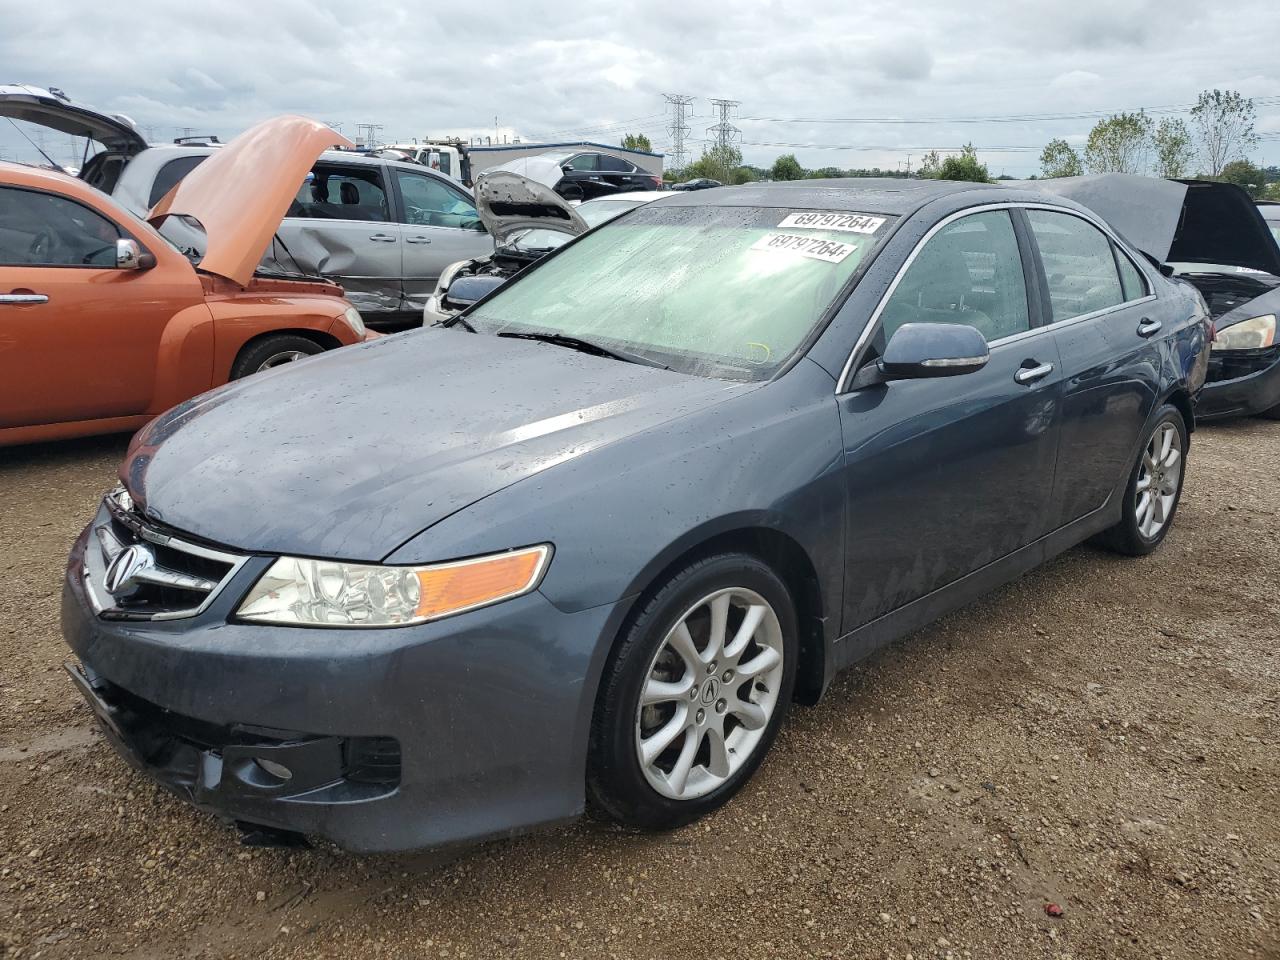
left=84, top=487, right=247, bottom=621
left=1207, top=344, right=1280, bottom=383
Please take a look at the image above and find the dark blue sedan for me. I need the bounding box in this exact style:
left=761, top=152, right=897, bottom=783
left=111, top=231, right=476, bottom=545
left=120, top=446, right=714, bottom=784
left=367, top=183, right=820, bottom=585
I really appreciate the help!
left=62, top=179, right=1210, bottom=851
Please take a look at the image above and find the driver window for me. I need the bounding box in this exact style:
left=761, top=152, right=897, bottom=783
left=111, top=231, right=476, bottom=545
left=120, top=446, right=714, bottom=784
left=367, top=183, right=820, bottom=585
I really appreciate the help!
left=394, top=172, right=483, bottom=230
left=880, top=210, right=1030, bottom=344
left=566, top=154, right=599, bottom=171
left=0, top=186, right=122, bottom=267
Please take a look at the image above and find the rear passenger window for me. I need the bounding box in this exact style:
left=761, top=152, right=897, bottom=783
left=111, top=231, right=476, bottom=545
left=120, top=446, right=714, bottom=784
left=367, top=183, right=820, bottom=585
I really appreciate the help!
left=288, top=164, right=389, bottom=222
left=880, top=210, right=1030, bottom=344
left=598, top=155, right=635, bottom=172
left=1116, top=249, right=1148, bottom=301
left=1027, top=210, right=1125, bottom=320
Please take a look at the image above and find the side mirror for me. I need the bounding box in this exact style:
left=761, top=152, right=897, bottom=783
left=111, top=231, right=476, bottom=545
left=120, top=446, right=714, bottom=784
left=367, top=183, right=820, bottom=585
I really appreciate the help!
left=116, top=238, right=156, bottom=270
left=852, top=322, right=989, bottom=389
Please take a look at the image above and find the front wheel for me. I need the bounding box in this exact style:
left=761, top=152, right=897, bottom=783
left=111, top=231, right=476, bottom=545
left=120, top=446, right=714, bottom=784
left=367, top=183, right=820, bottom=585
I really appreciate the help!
left=587, top=554, right=797, bottom=830
left=1093, top=404, right=1188, bottom=556
left=230, top=335, right=325, bottom=380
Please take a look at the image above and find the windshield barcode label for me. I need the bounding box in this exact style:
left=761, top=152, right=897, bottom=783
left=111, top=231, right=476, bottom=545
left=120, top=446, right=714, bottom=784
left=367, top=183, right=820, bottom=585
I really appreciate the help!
left=751, top=233, right=858, bottom=263
left=778, top=212, right=886, bottom=234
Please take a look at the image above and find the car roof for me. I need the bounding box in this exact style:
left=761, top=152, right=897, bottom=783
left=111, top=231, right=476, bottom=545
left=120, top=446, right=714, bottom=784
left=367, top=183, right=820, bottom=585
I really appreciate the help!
left=647, top=177, right=1004, bottom=216
left=1, top=158, right=106, bottom=199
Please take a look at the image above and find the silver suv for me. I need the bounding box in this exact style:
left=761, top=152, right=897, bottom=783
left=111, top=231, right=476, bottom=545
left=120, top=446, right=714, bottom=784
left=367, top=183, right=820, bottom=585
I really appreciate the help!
left=0, top=85, right=493, bottom=329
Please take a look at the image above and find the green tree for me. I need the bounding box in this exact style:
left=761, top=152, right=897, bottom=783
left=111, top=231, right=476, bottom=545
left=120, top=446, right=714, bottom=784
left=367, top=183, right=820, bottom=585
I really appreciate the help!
left=1039, top=138, right=1083, bottom=178
left=1084, top=111, right=1153, bottom=174
left=937, top=144, right=990, bottom=183
left=1219, top=159, right=1267, bottom=197
left=621, top=133, right=652, bottom=153
left=918, top=150, right=942, bottom=179
left=1152, top=118, right=1194, bottom=178
left=1191, top=89, right=1258, bottom=177
left=681, top=144, right=743, bottom=184
left=770, top=153, right=805, bottom=180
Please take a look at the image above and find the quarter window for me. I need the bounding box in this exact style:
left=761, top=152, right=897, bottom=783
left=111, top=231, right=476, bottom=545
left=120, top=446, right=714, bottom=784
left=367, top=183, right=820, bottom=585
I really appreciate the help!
left=1027, top=210, right=1126, bottom=320
left=1116, top=249, right=1148, bottom=301
left=0, top=186, right=122, bottom=267
left=880, top=210, right=1030, bottom=344
left=394, top=171, right=483, bottom=230
left=288, top=164, right=389, bottom=222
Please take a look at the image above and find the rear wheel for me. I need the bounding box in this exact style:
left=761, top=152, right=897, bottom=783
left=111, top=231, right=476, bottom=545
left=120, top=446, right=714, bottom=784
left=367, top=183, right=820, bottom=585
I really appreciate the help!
left=230, top=335, right=325, bottom=380
left=587, top=553, right=797, bottom=830
left=1093, top=404, right=1188, bottom=556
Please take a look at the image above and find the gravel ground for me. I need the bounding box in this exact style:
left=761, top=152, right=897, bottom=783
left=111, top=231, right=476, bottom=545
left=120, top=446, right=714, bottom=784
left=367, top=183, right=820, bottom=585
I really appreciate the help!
left=1, top=422, right=1277, bottom=960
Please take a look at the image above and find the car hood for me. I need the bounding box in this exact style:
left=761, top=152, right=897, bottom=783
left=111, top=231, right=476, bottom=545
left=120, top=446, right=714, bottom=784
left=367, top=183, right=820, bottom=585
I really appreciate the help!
left=1027, top=174, right=1280, bottom=276
left=474, top=170, right=587, bottom=245
left=490, top=155, right=566, bottom=190
left=147, top=116, right=354, bottom=286
left=121, top=330, right=748, bottom=561
left=0, top=83, right=147, bottom=156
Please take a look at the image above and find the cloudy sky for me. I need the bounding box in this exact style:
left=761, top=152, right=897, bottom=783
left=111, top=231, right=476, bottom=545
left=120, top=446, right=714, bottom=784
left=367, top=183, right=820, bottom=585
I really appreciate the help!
left=2, top=0, right=1278, bottom=176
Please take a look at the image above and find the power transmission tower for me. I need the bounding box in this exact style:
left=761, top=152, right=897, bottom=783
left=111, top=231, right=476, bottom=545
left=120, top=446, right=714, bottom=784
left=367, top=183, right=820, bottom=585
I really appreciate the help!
left=707, top=99, right=741, bottom=155
left=663, top=94, right=694, bottom=172
left=355, top=123, right=383, bottom=148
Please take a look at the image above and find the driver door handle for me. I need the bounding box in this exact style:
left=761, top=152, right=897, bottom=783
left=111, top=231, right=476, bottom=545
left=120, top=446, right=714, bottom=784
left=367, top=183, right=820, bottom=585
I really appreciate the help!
left=1014, top=361, right=1054, bottom=385
left=369, top=233, right=398, bottom=242
left=1137, top=317, right=1162, bottom=338
left=0, top=293, right=48, bottom=304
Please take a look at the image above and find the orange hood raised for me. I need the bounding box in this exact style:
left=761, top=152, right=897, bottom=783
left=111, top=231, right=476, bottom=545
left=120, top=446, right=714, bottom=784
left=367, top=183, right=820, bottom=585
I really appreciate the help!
left=147, top=116, right=354, bottom=287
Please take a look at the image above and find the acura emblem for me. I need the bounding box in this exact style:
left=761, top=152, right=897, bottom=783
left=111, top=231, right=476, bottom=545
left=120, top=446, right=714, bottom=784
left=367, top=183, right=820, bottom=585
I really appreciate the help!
left=104, top=544, right=155, bottom=596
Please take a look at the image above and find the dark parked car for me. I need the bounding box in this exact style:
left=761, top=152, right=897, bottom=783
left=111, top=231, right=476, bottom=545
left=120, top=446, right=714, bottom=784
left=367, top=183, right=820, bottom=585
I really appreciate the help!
left=491, top=150, right=662, bottom=202
left=63, top=179, right=1208, bottom=852
left=1030, top=174, right=1280, bottom=420
left=670, top=178, right=723, bottom=191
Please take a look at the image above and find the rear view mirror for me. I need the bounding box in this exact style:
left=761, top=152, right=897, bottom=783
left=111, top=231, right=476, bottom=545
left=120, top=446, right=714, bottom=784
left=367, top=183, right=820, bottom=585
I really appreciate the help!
left=116, top=238, right=156, bottom=270
left=852, top=322, right=989, bottom=389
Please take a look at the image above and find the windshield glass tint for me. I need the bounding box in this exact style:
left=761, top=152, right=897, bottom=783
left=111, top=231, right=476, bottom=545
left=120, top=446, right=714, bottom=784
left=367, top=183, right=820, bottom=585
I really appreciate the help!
left=468, top=205, right=894, bottom=379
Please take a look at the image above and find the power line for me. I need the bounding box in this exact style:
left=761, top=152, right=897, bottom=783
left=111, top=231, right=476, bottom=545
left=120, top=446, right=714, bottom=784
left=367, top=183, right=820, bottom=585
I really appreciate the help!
left=355, top=122, right=383, bottom=147
left=663, top=94, right=694, bottom=170
left=707, top=98, right=741, bottom=154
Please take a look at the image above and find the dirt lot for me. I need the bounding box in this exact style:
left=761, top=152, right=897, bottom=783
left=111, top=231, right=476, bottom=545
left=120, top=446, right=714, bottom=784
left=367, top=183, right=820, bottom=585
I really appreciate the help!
left=1, top=422, right=1277, bottom=960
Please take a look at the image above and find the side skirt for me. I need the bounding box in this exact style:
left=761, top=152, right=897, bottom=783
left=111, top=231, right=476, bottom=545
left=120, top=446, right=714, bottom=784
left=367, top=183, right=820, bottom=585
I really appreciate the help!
left=830, top=498, right=1120, bottom=674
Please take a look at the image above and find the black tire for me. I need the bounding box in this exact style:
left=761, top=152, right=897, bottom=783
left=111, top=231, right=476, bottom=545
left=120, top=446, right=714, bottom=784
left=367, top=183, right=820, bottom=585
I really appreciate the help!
left=1093, top=404, right=1188, bottom=556
left=230, top=335, right=325, bottom=380
left=587, top=553, right=798, bottom=830
left=1259, top=403, right=1280, bottom=421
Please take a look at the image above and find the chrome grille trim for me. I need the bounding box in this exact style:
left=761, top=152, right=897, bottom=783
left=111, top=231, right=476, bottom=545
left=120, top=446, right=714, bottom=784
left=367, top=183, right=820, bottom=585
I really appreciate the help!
left=83, top=488, right=249, bottom=622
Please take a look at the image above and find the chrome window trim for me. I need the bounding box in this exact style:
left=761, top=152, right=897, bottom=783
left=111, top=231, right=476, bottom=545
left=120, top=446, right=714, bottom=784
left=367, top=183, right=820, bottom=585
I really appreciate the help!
left=835, top=201, right=1158, bottom=394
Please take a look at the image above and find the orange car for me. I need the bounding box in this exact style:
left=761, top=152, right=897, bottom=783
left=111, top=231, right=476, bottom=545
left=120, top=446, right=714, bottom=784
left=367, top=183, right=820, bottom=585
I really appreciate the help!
left=0, top=116, right=377, bottom=447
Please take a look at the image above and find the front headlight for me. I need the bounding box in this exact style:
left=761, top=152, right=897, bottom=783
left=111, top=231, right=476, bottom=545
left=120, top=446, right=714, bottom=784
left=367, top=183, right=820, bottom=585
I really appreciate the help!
left=341, top=305, right=366, bottom=337
left=1212, top=314, right=1275, bottom=351
left=236, top=545, right=551, bottom=627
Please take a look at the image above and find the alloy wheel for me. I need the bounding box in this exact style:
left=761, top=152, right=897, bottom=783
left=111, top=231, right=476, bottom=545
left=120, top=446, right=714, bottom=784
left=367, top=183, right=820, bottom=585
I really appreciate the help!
left=1135, top=421, right=1182, bottom=539
left=634, top=588, right=786, bottom=800
left=256, top=350, right=310, bottom=372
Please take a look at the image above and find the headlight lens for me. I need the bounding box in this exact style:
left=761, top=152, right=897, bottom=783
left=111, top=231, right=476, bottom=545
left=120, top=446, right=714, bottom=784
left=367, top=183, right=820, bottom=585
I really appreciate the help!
left=1212, top=314, right=1275, bottom=351
left=341, top=305, right=366, bottom=337
left=236, top=545, right=551, bottom=627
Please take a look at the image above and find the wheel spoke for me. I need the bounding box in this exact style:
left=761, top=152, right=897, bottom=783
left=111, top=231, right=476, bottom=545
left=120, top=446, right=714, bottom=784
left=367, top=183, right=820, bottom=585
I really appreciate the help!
left=1137, top=491, right=1152, bottom=523
left=1163, top=446, right=1181, bottom=470
left=705, top=593, right=731, bottom=663
left=665, top=621, right=701, bottom=672
left=667, top=729, right=700, bottom=795
left=730, top=698, right=768, bottom=731
left=1136, top=475, right=1152, bottom=493
left=640, top=708, right=688, bottom=767
left=724, top=603, right=766, bottom=660
left=737, top=644, right=782, bottom=680
left=642, top=675, right=694, bottom=706
left=705, top=727, right=731, bottom=778
left=1152, top=495, right=1166, bottom=525
left=1159, top=425, right=1174, bottom=462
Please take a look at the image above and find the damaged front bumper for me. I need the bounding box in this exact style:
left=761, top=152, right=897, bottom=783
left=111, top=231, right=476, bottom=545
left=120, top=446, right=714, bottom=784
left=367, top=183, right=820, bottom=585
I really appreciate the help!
left=1196, top=345, right=1280, bottom=420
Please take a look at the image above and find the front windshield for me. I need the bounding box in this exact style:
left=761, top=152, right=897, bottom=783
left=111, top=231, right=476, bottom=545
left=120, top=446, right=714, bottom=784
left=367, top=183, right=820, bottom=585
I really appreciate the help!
left=469, top=205, right=895, bottom=380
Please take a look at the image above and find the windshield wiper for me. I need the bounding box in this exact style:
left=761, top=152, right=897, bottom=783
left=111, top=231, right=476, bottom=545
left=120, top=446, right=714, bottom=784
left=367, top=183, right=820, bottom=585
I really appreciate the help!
left=497, top=330, right=669, bottom=369
left=438, top=314, right=476, bottom=332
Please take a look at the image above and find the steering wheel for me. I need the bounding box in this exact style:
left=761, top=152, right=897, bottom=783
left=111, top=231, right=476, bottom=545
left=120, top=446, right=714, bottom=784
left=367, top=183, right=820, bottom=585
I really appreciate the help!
left=406, top=204, right=434, bottom=226
left=27, top=229, right=61, bottom=263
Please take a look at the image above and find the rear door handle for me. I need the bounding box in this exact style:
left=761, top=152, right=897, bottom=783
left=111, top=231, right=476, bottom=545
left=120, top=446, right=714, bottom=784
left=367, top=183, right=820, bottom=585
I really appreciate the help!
left=406, top=236, right=432, bottom=244
left=1137, top=317, right=1162, bottom=338
left=369, top=233, right=398, bottom=242
left=1014, top=361, right=1054, bottom=385
left=0, top=293, right=48, bottom=304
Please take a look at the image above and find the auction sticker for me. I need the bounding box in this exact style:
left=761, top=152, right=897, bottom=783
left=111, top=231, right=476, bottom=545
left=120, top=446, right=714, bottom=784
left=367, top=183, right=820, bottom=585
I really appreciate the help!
left=778, top=211, right=885, bottom=233
left=751, top=233, right=858, bottom=263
